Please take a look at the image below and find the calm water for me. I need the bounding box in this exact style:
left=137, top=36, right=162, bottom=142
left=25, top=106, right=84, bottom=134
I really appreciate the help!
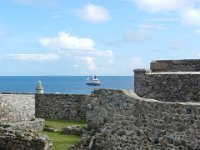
left=0, top=76, right=133, bottom=94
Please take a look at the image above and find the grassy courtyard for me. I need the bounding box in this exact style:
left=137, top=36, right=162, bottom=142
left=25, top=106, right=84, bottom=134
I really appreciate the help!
left=42, top=119, right=86, bottom=150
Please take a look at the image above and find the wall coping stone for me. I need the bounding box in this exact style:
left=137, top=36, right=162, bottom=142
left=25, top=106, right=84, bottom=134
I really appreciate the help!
left=146, top=72, right=200, bottom=74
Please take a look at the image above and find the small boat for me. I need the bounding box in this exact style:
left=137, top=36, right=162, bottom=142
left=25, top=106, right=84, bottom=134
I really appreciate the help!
left=86, top=75, right=100, bottom=86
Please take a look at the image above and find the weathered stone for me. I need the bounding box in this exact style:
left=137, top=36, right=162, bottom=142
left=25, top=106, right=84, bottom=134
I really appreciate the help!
left=150, top=59, right=200, bottom=72
left=134, top=59, right=200, bottom=102
left=0, top=94, right=35, bottom=124
left=0, top=127, right=52, bottom=150
left=69, top=89, right=200, bottom=150
left=35, top=94, right=90, bottom=120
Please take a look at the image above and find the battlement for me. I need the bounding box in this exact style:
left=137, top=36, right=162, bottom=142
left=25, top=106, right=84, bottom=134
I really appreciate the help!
left=134, top=59, right=200, bottom=102
left=150, top=59, right=200, bottom=72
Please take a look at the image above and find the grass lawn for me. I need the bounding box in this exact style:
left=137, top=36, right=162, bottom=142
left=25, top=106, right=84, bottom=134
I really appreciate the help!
left=43, top=131, right=80, bottom=150
left=43, top=119, right=86, bottom=150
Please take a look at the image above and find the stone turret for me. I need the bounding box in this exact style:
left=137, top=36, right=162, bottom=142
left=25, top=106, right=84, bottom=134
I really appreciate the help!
left=36, top=81, right=43, bottom=94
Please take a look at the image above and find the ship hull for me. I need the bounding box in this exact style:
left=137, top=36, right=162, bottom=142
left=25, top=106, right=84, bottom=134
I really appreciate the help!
left=86, top=82, right=100, bottom=86
left=86, top=80, right=100, bottom=86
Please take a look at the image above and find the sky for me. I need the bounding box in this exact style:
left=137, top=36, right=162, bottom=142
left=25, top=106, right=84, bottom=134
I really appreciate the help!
left=1, top=0, right=200, bottom=76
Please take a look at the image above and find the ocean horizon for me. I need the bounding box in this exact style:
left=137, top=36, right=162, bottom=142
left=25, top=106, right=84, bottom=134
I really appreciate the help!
left=0, top=76, right=133, bottom=94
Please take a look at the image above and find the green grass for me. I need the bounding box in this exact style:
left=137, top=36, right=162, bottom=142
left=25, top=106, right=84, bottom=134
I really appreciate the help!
left=43, top=131, right=80, bottom=150
left=43, top=119, right=86, bottom=150
left=45, top=118, right=86, bottom=129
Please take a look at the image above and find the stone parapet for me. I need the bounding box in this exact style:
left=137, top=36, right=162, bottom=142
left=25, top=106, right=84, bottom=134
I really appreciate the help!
left=150, top=59, right=200, bottom=72
left=137, top=72, right=200, bottom=102
left=134, top=59, right=200, bottom=102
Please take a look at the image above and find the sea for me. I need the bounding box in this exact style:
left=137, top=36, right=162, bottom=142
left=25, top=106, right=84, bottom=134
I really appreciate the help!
left=0, top=76, right=133, bottom=94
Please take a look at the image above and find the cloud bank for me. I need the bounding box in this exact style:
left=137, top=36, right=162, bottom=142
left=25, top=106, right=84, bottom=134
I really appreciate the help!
left=8, top=31, right=114, bottom=72
left=134, top=0, right=200, bottom=27
left=39, top=31, right=95, bottom=50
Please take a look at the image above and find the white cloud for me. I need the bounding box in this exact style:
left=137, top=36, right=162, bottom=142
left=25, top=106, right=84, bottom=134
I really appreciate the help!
left=8, top=53, right=59, bottom=61
left=134, top=0, right=200, bottom=27
left=134, top=0, right=186, bottom=13
left=37, top=32, right=114, bottom=70
left=39, top=31, right=95, bottom=50
left=96, top=50, right=113, bottom=57
left=84, top=56, right=96, bottom=70
left=124, top=29, right=154, bottom=42
left=76, top=3, right=110, bottom=23
left=140, top=23, right=168, bottom=30
left=181, top=7, right=200, bottom=26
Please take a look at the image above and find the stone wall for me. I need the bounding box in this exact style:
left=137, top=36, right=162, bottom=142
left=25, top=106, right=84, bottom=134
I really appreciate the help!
left=0, top=94, right=35, bottom=123
left=0, top=127, right=52, bottom=150
left=0, top=94, right=51, bottom=150
left=35, top=94, right=90, bottom=120
left=70, top=89, right=200, bottom=150
left=151, top=59, right=200, bottom=72
left=3, top=118, right=45, bottom=132
left=134, top=69, right=200, bottom=102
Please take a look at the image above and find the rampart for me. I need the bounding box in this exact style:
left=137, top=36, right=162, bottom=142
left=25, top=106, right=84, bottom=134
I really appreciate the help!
left=70, top=89, right=200, bottom=149
left=134, top=59, right=200, bottom=102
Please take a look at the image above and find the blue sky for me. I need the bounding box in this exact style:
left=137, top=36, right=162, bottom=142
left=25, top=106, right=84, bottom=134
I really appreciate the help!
left=1, top=0, right=200, bottom=75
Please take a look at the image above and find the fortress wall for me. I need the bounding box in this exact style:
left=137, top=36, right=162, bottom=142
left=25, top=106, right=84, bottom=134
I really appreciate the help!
left=71, top=89, right=200, bottom=150
left=35, top=94, right=90, bottom=120
left=1, top=89, right=200, bottom=149
left=150, top=59, right=200, bottom=72
left=0, top=127, right=52, bottom=150
left=0, top=94, right=35, bottom=124
left=134, top=70, right=200, bottom=102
